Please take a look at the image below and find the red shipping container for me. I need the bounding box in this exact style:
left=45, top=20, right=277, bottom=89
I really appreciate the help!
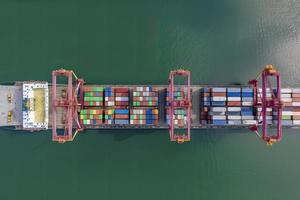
left=227, top=101, right=241, bottom=106
left=83, top=87, right=91, bottom=92
left=292, top=93, right=300, bottom=98
left=293, top=108, right=300, bottom=112
left=114, top=88, right=129, bottom=93
left=115, top=93, right=129, bottom=97
left=292, top=97, right=300, bottom=102
left=283, top=102, right=293, bottom=106
left=115, top=101, right=129, bottom=106
left=211, top=92, right=226, bottom=97
left=293, top=116, right=300, bottom=120
left=95, top=120, right=103, bottom=124
left=115, top=115, right=129, bottom=119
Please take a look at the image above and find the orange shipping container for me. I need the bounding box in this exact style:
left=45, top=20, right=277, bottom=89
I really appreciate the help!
left=211, top=92, right=226, bottom=97
left=227, top=101, right=241, bottom=106
left=115, top=115, right=129, bottom=119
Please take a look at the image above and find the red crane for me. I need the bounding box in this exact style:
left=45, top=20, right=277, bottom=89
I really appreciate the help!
left=249, top=65, right=283, bottom=145
left=52, top=69, right=84, bottom=143
left=168, top=69, right=192, bottom=143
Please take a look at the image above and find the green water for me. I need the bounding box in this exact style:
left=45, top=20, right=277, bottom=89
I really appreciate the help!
left=0, top=0, right=300, bottom=199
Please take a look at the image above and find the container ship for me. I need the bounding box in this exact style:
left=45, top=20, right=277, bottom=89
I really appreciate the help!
left=0, top=65, right=299, bottom=145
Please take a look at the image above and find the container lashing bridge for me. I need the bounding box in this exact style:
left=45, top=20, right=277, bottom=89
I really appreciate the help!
left=52, top=69, right=85, bottom=143
left=249, top=65, right=283, bottom=145
left=168, top=69, right=192, bottom=144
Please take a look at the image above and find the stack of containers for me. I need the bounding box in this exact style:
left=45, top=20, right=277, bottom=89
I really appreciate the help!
left=80, top=109, right=103, bottom=125
left=165, top=87, right=186, bottom=106
left=241, top=88, right=256, bottom=125
left=199, top=88, right=210, bottom=124
left=272, top=88, right=293, bottom=126
left=104, top=109, right=114, bottom=124
left=257, top=88, right=273, bottom=124
left=165, top=87, right=187, bottom=126
left=83, top=87, right=104, bottom=107
left=201, top=87, right=257, bottom=126
left=104, top=87, right=114, bottom=107
left=292, top=88, right=300, bottom=125
left=210, top=87, right=227, bottom=125
left=130, top=108, right=158, bottom=125
left=166, top=109, right=187, bottom=127
left=132, top=86, right=158, bottom=107
left=115, top=88, right=129, bottom=106
left=227, top=88, right=242, bottom=125
left=114, top=109, right=129, bottom=125
left=279, top=88, right=293, bottom=126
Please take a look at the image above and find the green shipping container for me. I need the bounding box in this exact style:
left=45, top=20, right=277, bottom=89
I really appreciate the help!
left=92, top=87, right=104, bottom=92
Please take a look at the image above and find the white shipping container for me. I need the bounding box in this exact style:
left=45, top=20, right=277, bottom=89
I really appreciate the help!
left=293, top=120, right=300, bottom=125
left=259, top=88, right=271, bottom=92
left=292, top=88, right=300, bottom=93
left=257, top=107, right=272, bottom=112
left=227, top=120, right=241, bottom=125
left=115, top=97, right=129, bottom=101
left=292, top=102, right=300, bottom=106
left=107, top=102, right=114, bottom=106
left=258, top=93, right=272, bottom=98
left=281, top=88, right=292, bottom=93
left=242, top=97, right=253, bottom=101
left=292, top=112, right=300, bottom=116
left=212, top=87, right=226, bottom=92
left=227, top=107, right=241, bottom=111
left=242, top=102, right=253, bottom=106
left=281, top=94, right=291, bottom=98
left=227, top=88, right=241, bottom=92
left=212, top=97, right=227, bottom=101
left=212, top=115, right=226, bottom=120
left=242, top=120, right=257, bottom=125
left=227, top=97, right=241, bottom=101
left=211, top=107, right=227, bottom=112
left=227, top=115, right=242, bottom=120
left=257, top=115, right=273, bottom=120
left=242, top=116, right=255, bottom=120
left=281, top=98, right=292, bottom=102
left=283, top=111, right=293, bottom=115
left=266, top=116, right=273, bottom=120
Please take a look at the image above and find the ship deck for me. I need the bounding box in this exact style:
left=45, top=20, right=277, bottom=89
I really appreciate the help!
left=1, top=84, right=300, bottom=130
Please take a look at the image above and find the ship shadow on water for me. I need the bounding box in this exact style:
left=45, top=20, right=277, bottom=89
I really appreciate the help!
left=90, top=129, right=161, bottom=142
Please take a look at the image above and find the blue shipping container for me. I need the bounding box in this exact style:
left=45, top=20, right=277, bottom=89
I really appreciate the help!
left=227, top=92, right=241, bottom=97
left=226, top=111, right=241, bottom=116
left=242, top=88, right=253, bottom=93
left=242, top=92, right=253, bottom=97
left=115, top=109, right=129, bottom=114
left=212, top=120, right=227, bottom=125
left=241, top=111, right=254, bottom=116
left=115, top=120, right=129, bottom=125
left=211, top=101, right=226, bottom=106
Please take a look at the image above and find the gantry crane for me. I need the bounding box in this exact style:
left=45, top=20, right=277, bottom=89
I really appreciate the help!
left=168, top=69, right=192, bottom=143
left=249, top=65, right=283, bottom=145
left=52, top=69, right=84, bottom=143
